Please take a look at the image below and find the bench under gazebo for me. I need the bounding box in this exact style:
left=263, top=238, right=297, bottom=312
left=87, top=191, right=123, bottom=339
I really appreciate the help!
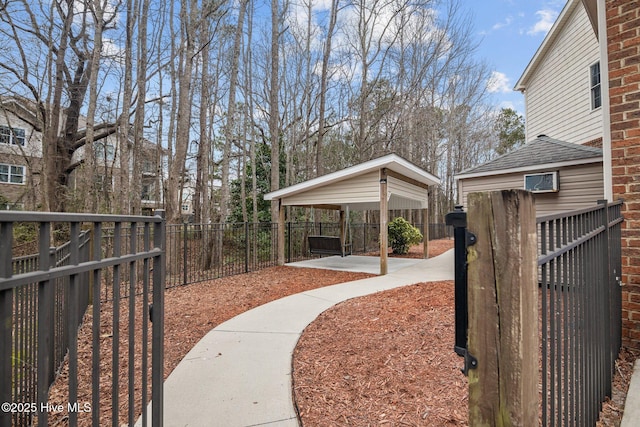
left=264, top=154, right=441, bottom=275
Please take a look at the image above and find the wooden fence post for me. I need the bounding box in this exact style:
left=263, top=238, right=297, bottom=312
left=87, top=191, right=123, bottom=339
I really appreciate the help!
left=467, top=190, right=538, bottom=426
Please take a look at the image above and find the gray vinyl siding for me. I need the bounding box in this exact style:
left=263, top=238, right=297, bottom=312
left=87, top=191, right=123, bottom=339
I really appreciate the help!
left=524, top=3, right=602, bottom=144
left=458, top=162, right=604, bottom=216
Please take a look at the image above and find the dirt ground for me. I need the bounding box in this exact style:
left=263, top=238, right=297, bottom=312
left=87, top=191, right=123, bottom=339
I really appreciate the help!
left=45, top=239, right=636, bottom=426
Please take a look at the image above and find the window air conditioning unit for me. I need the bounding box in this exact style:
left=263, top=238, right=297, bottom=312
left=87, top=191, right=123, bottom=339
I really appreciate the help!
left=524, top=171, right=559, bottom=193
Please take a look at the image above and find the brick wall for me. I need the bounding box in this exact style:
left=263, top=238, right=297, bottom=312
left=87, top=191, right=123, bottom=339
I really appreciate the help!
left=607, top=0, right=640, bottom=349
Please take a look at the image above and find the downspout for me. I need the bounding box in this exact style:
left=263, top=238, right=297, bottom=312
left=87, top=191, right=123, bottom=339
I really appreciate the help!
left=598, top=0, right=613, bottom=201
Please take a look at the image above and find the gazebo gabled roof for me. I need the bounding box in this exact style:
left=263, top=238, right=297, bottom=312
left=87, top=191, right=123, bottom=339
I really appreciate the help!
left=264, top=153, right=440, bottom=211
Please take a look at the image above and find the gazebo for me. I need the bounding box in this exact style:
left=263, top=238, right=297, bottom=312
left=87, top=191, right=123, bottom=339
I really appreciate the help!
left=264, top=154, right=441, bottom=275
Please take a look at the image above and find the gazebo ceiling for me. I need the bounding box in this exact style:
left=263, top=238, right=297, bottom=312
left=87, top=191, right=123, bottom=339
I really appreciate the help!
left=264, top=154, right=440, bottom=210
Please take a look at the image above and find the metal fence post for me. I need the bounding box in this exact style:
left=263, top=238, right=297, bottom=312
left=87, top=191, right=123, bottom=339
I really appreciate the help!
left=245, top=222, right=250, bottom=273
left=598, top=199, right=614, bottom=397
left=445, top=205, right=476, bottom=374
left=0, top=222, right=12, bottom=427
left=152, top=209, right=166, bottom=427
left=48, top=246, right=57, bottom=386
left=183, top=222, right=188, bottom=286
left=36, top=221, right=52, bottom=427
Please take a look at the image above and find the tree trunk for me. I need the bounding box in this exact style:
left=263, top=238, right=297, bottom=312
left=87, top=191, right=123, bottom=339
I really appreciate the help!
left=269, top=0, right=280, bottom=223
left=221, top=0, right=248, bottom=222
left=316, top=0, right=339, bottom=176
left=43, top=0, right=74, bottom=212
left=194, top=23, right=210, bottom=225
left=130, top=0, right=151, bottom=215
left=167, top=0, right=198, bottom=224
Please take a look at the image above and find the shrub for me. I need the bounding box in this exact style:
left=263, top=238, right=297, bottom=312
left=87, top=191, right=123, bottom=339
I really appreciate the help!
left=388, top=217, right=423, bottom=255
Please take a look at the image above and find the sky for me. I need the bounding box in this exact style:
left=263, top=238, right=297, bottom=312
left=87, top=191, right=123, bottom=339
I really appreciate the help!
left=461, top=0, right=568, bottom=115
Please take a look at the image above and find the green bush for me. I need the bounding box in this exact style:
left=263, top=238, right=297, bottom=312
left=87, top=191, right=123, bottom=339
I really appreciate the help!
left=388, top=217, right=423, bottom=254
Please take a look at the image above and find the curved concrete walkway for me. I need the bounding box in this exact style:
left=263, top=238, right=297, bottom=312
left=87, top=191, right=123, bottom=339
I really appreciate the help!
left=161, top=250, right=454, bottom=427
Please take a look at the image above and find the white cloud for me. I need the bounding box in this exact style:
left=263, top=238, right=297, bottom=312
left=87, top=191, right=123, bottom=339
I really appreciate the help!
left=528, top=9, right=558, bottom=36
left=487, top=71, right=511, bottom=93
left=492, top=16, right=513, bottom=31
left=102, top=38, right=125, bottom=63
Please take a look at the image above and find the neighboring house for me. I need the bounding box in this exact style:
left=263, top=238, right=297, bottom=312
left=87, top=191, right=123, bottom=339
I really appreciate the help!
left=456, top=136, right=603, bottom=216
left=515, top=0, right=603, bottom=146
left=70, top=135, right=167, bottom=215
left=0, top=96, right=166, bottom=213
left=0, top=97, right=43, bottom=209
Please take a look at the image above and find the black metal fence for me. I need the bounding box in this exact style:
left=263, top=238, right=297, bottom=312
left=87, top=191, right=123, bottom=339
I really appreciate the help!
left=3, top=215, right=448, bottom=427
left=8, top=230, right=91, bottom=427
left=0, top=211, right=165, bottom=427
left=161, top=221, right=450, bottom=288
left=537, top=200, right=623, bottom=426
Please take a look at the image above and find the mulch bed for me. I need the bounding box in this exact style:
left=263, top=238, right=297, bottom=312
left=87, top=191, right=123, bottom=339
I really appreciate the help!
left=292, top=239, right=638, bottom=426
left=292, top=281, right=638, bottom=426
left=43, top=238, right=636, bottom=426
left=46, top=251, right=379, bottom=426
left=292, top=280, right=467, bottom=426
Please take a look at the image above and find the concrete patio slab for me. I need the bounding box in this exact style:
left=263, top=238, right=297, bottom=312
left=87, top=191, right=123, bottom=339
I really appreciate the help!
left=286, top=254, right=422, bottom=274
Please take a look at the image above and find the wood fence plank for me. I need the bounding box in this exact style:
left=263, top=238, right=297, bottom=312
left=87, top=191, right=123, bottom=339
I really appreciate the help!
left=467, top=190, right=538, bottom=426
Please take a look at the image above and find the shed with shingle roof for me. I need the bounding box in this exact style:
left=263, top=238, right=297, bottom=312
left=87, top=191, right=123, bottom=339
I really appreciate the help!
left=455, top=135, right=604, bottom=216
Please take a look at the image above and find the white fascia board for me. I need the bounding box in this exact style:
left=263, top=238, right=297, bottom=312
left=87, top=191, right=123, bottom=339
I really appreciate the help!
left=454, top=156, right=602, bottom=182
left=264, top=153, right=440, bottom=201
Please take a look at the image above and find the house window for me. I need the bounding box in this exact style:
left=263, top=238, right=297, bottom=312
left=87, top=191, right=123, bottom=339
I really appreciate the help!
left=95, top=141, right=116, bottom=161
left=0, top=125, right=26, bottom=146
left=142, top=160, right=155, bottom=174
left=142, top=183, right=152, bottom=201
left=0, top=164, right=26, bottom=184
left=590, top=62, right=601, bottom=110
left=94, top=174, right=112, bottom=192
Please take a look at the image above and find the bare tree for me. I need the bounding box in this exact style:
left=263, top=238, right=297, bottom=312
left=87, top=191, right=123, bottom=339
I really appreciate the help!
left=269, top=0, right=281, bottom=222
left=167, top=0, right=198, bottom=224
left=0, top=0, right=124, bottom=212
left=221, top=0, right=250, bottom=222
left=316, top=0, right=340, bottom=176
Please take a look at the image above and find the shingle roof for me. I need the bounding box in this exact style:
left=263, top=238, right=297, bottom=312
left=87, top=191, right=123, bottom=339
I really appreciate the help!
left=457, top=135, right=602, bottom=176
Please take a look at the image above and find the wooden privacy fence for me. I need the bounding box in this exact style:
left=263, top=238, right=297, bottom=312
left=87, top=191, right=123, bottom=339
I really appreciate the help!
left=458, top=191, right=623, bottom=426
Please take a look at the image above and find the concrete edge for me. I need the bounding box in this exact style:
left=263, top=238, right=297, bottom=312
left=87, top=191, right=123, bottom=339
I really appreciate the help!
left=621, top=358, right=640, bottom=427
